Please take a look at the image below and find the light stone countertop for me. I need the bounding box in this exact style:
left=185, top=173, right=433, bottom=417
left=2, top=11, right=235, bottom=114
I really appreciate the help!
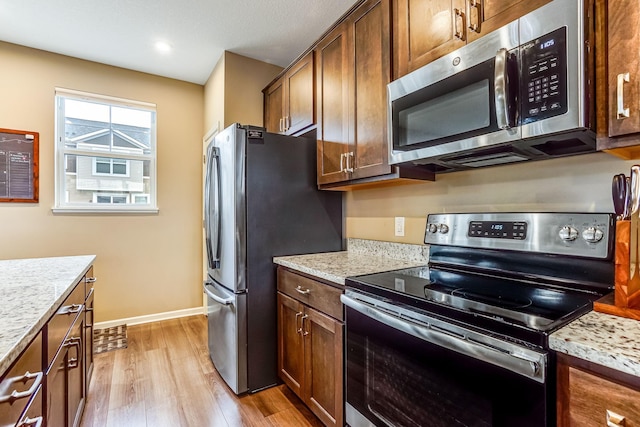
left=549, top=310, right=640, bottom=377
left=273, top=238, right=428, bottom=285
left=0, top=255, right=96, bottom=374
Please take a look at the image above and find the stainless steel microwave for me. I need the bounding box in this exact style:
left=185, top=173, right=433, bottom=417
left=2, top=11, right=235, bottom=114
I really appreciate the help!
left=388, top=0, right=595, bottom=172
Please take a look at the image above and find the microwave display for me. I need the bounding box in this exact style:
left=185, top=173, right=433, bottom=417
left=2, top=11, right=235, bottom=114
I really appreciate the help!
left=520, top=27, right=568, bottom=124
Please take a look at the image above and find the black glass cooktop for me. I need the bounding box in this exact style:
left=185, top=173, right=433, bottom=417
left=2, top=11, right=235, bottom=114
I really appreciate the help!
left=346, top=266, right=604, bottom=336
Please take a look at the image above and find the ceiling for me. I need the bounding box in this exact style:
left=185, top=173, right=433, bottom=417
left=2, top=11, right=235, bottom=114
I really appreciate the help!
left=0, top=0, right=360, bottom=85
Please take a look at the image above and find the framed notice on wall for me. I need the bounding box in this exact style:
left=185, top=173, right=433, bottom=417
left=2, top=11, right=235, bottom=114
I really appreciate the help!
left=0, top=128, right=39, bottom=203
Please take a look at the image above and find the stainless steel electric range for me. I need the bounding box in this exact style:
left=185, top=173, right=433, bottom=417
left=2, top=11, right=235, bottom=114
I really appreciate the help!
left=342, top=212, right=615, bottom=427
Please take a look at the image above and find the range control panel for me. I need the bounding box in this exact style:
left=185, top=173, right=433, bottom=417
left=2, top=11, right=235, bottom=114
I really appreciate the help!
left=424, top=212, right=614, bottom=259
left=520, top=27, right=568, bottom=124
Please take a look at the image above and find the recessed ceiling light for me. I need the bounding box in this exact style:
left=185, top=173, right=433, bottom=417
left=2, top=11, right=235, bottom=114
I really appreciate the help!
left=155, top=41, right=172, bottom=53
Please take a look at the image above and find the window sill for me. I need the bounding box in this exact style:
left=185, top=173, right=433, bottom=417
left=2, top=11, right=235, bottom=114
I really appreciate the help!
left=52, top=207, right=159, bottom=215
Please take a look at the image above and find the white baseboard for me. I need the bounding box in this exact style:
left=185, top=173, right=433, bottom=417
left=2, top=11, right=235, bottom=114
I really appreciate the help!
left=94, top=306, right=205, bottom=329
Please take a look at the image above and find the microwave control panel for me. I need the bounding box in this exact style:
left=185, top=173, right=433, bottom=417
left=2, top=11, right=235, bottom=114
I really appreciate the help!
left=520, top=27, right=568, bottom=124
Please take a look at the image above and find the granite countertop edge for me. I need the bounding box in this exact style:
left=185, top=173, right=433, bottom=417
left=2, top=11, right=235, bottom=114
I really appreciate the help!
left=0, top=255, right=96, bottom=374
left=549, top=310, right=640, bottom=378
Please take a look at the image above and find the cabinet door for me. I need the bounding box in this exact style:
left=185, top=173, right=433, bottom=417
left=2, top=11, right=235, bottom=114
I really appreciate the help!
left=316, top=23, right=351, bottom=185
left=84, top=287, right=95, bottom=394
left=468, top=0, right=551, bottom=42
left=303, top=306, right=344, bottom=427
left=608, top=0, right=640, bottom=137
left=284, top=52, right=315, bottom=135
left=558, top=363, right=640, bottom=426
left=350, top=0, right=393, bottom=180
left=393, top=0, right=466, bottom=78
left=277, top=292, right=305, bottom=397
left=47, top=346, right=68, bottom=427
left=265, top=77, right=285, bottom=133
left=68, top=318, right=84, bottom=427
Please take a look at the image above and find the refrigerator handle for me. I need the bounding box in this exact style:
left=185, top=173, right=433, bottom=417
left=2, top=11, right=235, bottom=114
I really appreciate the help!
left=203, top=281, right=234, bottom=305
left=205, top=146, right=222, bottom=269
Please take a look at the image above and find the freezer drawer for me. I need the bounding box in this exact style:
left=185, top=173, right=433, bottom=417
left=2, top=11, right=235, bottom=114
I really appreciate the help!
left=204, top=280, right=247, bottom=394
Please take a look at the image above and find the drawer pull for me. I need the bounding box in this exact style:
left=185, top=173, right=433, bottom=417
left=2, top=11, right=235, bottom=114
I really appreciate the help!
left=301, top=314, right=309, bottom=336
left=0, top=371, right=44, bottom=403
left=65, top=337, right=82, bottom=369
left=17, top=415, right=43, bottom=427
left=85, top=276, right=97, bottom=283
left=295, top=286, right=311, bottom=295
left=62, top=303, right=83, bottom=315
left=607, top=410, right=626, bottom=427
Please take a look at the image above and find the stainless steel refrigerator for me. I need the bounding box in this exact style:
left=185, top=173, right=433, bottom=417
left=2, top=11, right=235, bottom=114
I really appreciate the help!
left=203, top=123, right=343, bottom=394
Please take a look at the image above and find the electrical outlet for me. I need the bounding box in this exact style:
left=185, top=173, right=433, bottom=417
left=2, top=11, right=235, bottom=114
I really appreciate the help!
left=395, top=217, right=405, bottom=237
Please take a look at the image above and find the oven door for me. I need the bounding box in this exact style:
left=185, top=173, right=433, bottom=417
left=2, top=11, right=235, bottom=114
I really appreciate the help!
left=341, top=291, right=551, bottom=427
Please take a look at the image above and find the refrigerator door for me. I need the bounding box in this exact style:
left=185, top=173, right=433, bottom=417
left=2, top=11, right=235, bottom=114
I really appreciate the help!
left=204, top=279, right=247, bottom=394
left=205, top=125, right=247, bottom=292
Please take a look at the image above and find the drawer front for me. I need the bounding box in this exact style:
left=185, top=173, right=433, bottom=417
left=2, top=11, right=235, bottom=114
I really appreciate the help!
left=567, top=366, right=640, bottom=426
left=46, top=281, right=85, bottom=369
left=277, top=268, right=343, bottom=321
left=0, top=332, right=43, bottom=427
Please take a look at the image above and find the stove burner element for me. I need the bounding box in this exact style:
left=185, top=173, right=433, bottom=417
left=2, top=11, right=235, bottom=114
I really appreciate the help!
left=451, top=288, right=533, bottom=310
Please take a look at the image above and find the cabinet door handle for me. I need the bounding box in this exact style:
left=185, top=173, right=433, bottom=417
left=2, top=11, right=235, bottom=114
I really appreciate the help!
left=454, top=8, right=466, bottom=41
left=617, top=72, right=630, bottom=119
left=301, top=314, right=309, bottom=336
left=467, top=0, right=482, bottom=33
left=279, top=118, right=283, bottom=132
left=285, top=116, right=290, bottom=131
left=85, top=276, right=97, bottom=283
left=0, top=371, right=44, bottom=404
left=17, top=415, right=43, bottom=427
left=65, top=336, right=82, bottom=369
left=296, top=311, right=304, bottom=333
left=340, top=153, right=346, bottom=173
left=295, top=285, right=311, bottom=295
left=607, top=410, right=626, bottom=427
left=346, top=152, right=355, bottom=173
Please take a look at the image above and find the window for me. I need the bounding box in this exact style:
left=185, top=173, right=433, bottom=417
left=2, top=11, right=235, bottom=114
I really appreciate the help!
left=54, top=89, right=157, bottom=212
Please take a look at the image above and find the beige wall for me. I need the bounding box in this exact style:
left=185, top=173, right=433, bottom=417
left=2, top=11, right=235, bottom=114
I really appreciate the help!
left=0, top=42, right=205, bottom=323
left=346, top=152, right=637, bottom=244
left=203, top=51, right=283, bottom=134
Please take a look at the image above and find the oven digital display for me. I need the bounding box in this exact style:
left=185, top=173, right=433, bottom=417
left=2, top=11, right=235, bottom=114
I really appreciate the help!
left=468, top=221, right=527, bottom=239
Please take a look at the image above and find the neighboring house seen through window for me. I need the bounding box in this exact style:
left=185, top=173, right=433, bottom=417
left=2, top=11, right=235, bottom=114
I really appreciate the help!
left=54, top=89, right=157, bottom=212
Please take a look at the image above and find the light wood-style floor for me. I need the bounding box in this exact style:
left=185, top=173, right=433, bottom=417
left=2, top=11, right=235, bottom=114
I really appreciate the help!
left=80, top=315, right=323, bottom=427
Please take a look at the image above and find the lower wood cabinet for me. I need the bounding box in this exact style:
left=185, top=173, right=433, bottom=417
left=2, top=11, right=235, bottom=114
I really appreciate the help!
left=277, top=267, right=344, bottom=427
left=557, top=353, right=640, bottom=426
left=0, top=332, right=44, bottom=427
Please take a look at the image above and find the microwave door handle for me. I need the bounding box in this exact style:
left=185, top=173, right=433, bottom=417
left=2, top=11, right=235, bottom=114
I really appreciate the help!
left=494, top=48, right=511, bottom=130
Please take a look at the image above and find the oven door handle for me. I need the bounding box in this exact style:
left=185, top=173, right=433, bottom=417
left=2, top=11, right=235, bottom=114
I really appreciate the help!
left=341, top=294, right=546, bottom=383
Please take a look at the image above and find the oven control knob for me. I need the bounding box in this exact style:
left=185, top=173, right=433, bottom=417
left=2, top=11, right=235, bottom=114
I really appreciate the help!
left=439, top=224, right=449, bottom=234
left=427, top=223, right=438, bottom=234
left=558, top=226, right=579, bottom=241
left=582, top=227, right=604, bottom=243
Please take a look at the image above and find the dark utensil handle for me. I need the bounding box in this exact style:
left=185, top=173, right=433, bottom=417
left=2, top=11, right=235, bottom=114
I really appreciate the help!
left=613, top=174, right=626, bottom=218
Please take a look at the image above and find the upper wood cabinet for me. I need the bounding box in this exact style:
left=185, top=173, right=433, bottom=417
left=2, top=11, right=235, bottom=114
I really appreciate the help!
left=393, top=0, right=551, bottom=78
left=596, top=0, right=640, bottom=158
left=317, top=0, right=393, bottom=186
left=263, top=52, right=315, bottom=136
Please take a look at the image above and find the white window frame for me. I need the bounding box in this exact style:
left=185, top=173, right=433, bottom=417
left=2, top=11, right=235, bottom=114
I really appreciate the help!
left=53, top=88, right=158, bottom=213
left=131, top=193, right=151, bottom=204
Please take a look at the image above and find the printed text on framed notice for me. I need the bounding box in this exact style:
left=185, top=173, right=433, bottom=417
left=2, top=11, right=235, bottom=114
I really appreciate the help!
left=0, top=128, right=39, bottom=202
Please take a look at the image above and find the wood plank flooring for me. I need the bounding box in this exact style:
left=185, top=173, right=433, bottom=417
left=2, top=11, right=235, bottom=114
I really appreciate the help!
left=80, top=315, right=324, bottom=427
